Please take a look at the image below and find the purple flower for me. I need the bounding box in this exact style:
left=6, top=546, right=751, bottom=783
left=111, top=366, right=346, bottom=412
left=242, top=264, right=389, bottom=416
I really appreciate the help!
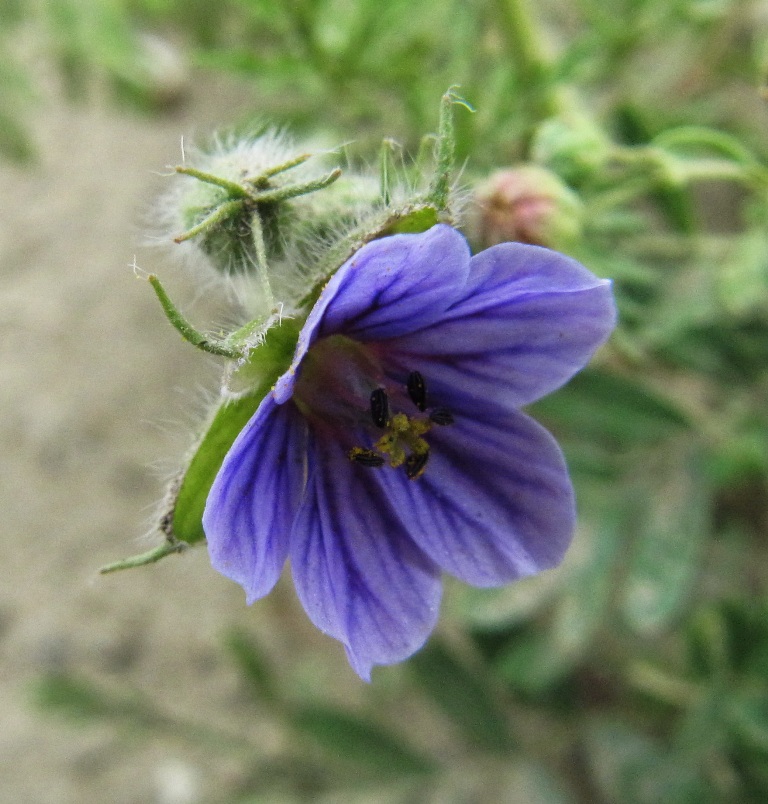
left=203, top=224, right=616, bottom=680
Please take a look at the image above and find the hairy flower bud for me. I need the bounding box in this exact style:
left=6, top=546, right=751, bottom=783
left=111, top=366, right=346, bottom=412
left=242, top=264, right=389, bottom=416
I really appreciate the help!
left=155, top=130, right=350, bottom=279
left=472, top=165, right=582, bottom=250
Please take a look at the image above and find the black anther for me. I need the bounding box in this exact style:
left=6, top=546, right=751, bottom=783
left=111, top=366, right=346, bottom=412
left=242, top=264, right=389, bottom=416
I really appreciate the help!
left=370, top=388, right=389, bottom=428
left=349, top=448, right=385, bottom=467
left=429, top=407, right=454, bottom=426
left=406, top=371, right=427, bottom=411
left=405, top=451, right=429, bottom=480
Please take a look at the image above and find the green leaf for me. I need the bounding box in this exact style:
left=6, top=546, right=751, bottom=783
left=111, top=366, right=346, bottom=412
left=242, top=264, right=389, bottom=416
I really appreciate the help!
left=729, top=690, right=768, bottom=755
left=531, top=368, right=690, bottom=450
left=451, top=573, right=559, bottom=631
left=34, top=674, right=117, bottom=723
left=0, top=111, right=34, bottom=162
left=409, top=639, right=513, bottom=752
left=585, top=719, right=712, bottom=804
left=225, top=630, right=279, bottom=706
left=622, top=449, right=711, bottom=634
left=550, top=508, right=627, bottom=660
left=291, top=706, right=436, bottom=778
left=652, top=178, right=696, bottom=235
left=717, top=228, right=768, bottom=316
left=674, top=686, right=727, bottom=758
left=34, top=673, right=251, bottom=749
left=652, top=126, right=761, bottom=168
left=493, top=630, right=574, bottom=697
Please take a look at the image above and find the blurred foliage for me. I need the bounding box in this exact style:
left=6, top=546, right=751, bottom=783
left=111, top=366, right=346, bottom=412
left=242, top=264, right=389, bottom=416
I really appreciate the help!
left=12, top=0, right=768, bottom=801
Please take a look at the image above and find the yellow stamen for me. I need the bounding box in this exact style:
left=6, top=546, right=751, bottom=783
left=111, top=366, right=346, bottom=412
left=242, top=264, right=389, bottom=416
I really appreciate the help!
left=374, top=413, right=432, bottom=469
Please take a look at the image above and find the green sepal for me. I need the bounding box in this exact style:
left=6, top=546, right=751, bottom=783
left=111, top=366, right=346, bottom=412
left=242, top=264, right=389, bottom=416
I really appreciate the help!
left=168, top=389, right=265, bottom=545
left=379, top=205, right=439, bottom=235
left=168, top=320, right=300, bottom=545
left=101, top=320, right=299, bottom=572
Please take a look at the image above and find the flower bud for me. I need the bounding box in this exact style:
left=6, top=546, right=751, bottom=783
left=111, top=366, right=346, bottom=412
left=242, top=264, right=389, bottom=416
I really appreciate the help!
left=472, top=165, right=582, bottom=250
left=156, top=131, right=347, bottom=279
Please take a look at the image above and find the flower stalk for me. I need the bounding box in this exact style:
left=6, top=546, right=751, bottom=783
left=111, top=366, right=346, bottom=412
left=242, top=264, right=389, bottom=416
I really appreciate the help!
left=147, top=274, right=242, bottom=359
left=493, top=0, right=561, bottom=121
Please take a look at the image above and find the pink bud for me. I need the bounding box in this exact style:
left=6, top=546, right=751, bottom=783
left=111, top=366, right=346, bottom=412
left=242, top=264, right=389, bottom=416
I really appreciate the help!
left=474, top=166, right=581, bottom=249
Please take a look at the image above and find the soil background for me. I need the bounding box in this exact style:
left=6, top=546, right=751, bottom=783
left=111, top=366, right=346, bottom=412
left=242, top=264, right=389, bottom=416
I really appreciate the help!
left=0, top=80, right=364, bottom=804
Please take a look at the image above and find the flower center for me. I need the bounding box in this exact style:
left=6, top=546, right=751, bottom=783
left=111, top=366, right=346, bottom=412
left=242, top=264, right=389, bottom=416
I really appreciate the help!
left=293, top=337, right=453, bottom=481
left=350, top=370, right=455, bottom=480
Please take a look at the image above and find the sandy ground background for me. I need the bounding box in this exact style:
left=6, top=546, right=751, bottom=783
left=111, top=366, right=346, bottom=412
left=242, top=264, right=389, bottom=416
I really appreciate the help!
left=0, top=80, right=369, bottom=804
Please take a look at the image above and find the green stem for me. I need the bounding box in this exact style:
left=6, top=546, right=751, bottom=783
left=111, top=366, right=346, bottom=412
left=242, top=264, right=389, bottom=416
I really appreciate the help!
left=627, top=662, right=700, bottom=708
left=249, top=214, right=275, bottom=311
left=585, top=176, right=654, bottom=216
left=99, top=539, right=187, bottom=574
left=673, top=159, right=767, bottom=188
left=379, top=138, right=400, bottom=205
left=427, top=89, right=472, bottom=212
left=493, top=0, right=561, bottom=119
left=148, top=274, right=241, bottom=358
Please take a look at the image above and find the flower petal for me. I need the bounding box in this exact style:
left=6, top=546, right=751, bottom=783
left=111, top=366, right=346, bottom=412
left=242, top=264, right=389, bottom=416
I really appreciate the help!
left=289, top=433, right=441, bottom=681
left=203, top=397, right=308, bottom=604
left=380, top=241, right=616, bottom=414
left=273, top=224, right=470, bottom=403
left=375, top=409, right=575, bottom=586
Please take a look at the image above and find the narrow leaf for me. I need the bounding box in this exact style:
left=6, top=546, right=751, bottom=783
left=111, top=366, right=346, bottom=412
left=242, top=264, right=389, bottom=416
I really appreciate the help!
left=623, top=449, right=711, bottom=634
left=292, top=706, right=436, bottom=778
left=409, top=639, right=513, bottom=752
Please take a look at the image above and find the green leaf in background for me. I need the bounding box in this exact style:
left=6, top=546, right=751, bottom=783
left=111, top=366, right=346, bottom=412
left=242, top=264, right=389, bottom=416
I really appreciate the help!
left=532, top=368, right=690, bottom=451
left=687, top=599, right=768, bottom=684
left=34, top=672, right=255, bottom=750
left=409, top=639, right=513, bottom=753
left=493, top=630, right=574, bottom=698
left=0, top=110, right=34, bottom=162
left=674, top=683, right=728, bottom=758
left=0, top=55, right=36, bottom=162
left=34, top=673, right=119, bottom=723
left=488, top=507, right=626, bottom=697
left=717, top=227, right=768, bottom=316
left=729, top=690, right=768, bottom=758
left=550, top=508, right=627, bottom=661
left=225, top=629, right=280, bottom=707
left=585, top=719, right=713, bottom=804
left=651, top=178, right=697, bottom=235
left=425, top=760, right=570, bottom=804
left=652, top=126, right=762, bottom=168
left=622, top=448, right=711, bottom=635
left=291, top=706, right=436, bottom=779
left=450, top=572, right=559, bottom=632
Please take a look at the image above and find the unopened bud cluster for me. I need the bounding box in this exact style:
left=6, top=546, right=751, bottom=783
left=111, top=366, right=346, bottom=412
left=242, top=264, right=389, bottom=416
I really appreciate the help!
left=156, top=127, right=460, bottom=325
left=145, top=92, right=468, bottom=385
